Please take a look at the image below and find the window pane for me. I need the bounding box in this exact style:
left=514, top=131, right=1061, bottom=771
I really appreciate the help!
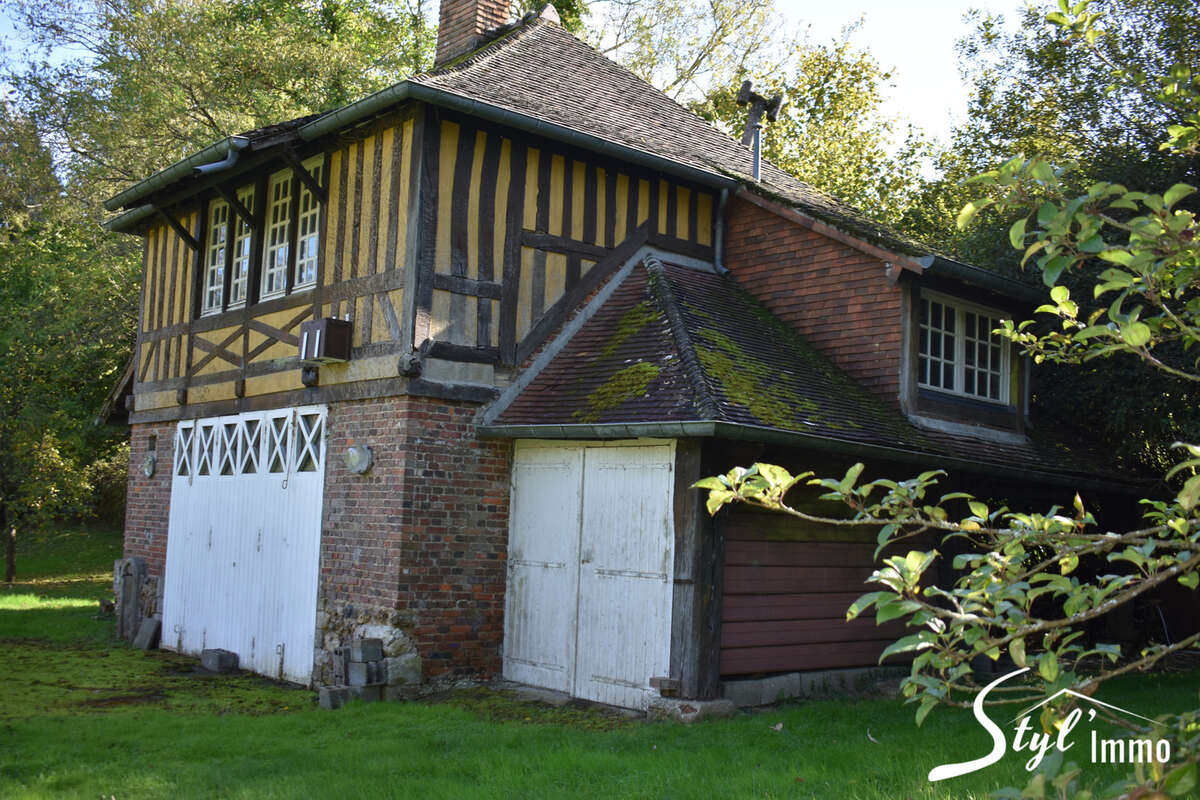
left=229, top=188, right=254, bottom=306
left=294, top=160, right=322, bottom=288
left=262, top=172, right=292, bottom=297
left=202, top=202, right=228, bottom=314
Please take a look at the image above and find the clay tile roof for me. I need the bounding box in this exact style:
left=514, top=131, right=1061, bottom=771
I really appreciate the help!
left=412, top=19, right=928, bottom=258
left=490, top=256, right=1135, bottom=489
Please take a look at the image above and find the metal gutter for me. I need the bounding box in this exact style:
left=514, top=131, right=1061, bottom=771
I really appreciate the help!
left=476, top=419, right=1142, bottom=494
left=103, top=203, right=156, bottom=232
left=298, top=81, right=741, bottom=194
left=193, top=137, right=249, bottom=175
left=104, top=136, right=251, bottom=211
left=918, top=255, right=1046, bottom=305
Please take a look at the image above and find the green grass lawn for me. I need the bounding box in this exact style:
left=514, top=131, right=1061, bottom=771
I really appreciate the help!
left=1, top=526, right=1197, bottom=799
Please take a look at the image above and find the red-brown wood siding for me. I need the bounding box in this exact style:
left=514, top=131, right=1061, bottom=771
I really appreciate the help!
left=723, top=196, right=904, bottom=405
left=720, top=508, right=905, bottom=676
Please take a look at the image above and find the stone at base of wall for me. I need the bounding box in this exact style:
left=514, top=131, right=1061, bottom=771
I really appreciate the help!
left=647, top=697, right=738, bottom=724
left=721, top=666, right=908, bottom=707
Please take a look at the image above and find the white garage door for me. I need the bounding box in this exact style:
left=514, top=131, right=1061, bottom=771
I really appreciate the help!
left=161, top=406, right=326, bottom=684
left=504, top=441, right=675, bottom=709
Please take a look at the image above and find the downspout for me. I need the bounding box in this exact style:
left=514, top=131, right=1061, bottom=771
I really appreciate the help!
left=713, top=188, right=729, bottom=275
left=193, top=138, right=249, bottom=176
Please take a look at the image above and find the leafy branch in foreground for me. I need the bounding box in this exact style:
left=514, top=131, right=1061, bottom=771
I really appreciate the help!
left=696, top=3, right=1200, bottom=795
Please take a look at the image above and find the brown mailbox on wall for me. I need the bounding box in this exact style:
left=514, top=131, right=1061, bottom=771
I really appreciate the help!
left=299, top=318, right=353, bottom=365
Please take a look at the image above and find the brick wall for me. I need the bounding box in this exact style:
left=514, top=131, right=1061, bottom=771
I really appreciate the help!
left=123, top=421, right=173, bottom=577
left=320, top=394, right=511, bottom=683
left=724, top=196, right=904, bottom=404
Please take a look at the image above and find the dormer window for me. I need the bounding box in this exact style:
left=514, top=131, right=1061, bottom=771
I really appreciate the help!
left=918, top=291, right=1009, bottom=404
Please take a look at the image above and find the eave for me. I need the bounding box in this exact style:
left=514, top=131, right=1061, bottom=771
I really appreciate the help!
left=477, top=420, right=1144, bottom=495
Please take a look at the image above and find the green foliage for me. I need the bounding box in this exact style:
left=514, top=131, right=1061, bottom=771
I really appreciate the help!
left=693, top=31, right=933, bottom=226
left=902, top=0, right=1200, bottom=474
left=697, top=8, right=1200, bottom=796
left=0, top=106, right=138, bottom=532
left=4, top=0, right=437, bottom=200
left=85, top=442, right=130, bottom=527
left=585, top=0, right=782, bottom=101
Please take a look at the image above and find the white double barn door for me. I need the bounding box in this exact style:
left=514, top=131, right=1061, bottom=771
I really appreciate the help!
left=162, top=406, right=326, bottom=684
left=504, top=441, right=675, bottom=709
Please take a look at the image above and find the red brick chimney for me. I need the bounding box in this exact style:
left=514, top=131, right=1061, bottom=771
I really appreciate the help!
left=435, top=0, right=512, bottom=68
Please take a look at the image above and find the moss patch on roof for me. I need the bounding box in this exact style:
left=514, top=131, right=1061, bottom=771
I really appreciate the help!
left=574, top=361, right=662, bottom=423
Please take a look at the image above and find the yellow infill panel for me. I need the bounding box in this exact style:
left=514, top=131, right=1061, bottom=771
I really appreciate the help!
left=696, top=192, right=713, bottom=246
left=324, top=150, right=343, bottom=286
left=517, top=247, right=533, bottom=340
left=357, top=135, right=376, bottom=279
left=494, top=138, right=512, bottom=275
left=614, top=174, right=629, bottom=238
left=244, top=371, right=303, bottom=398
left=545, top=252, right=566, bottom=309
left=524, top=148, right=540, bottom=229
left=395, top=118, right=414, bottom=268
left=344, top=141, right=360, bottom=281
left=189, top=382, right=237, bottom=405
left=677, top=186, right=691, bottom=240
left=595, top=168, right=607, bottom=245
left=435, top=121, right=458, bottom=275
left=467, top=130, right=486, bottom=280
left=571, top=160, right=585, bottom=240
left=548, top=154, right=564, bottom=236
left=376, top=127, right=394, bottom=273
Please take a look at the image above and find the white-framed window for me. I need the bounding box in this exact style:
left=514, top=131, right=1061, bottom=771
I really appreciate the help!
left=261, top=169, right=293, bottom=299
left=294, top=157, right=323, bottom=290
left=918, top=291, right=1010, bottom=403
left=202, top=201, right=229, bottom=315
left=228, top=186, right=255, bottom=308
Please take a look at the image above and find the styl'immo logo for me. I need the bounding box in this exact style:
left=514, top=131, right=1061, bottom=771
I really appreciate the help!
left=929, top=668, right=1169, bottom=782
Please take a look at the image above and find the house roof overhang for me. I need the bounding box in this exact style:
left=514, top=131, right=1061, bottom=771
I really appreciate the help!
left=476, top=420, right=1144, bottom=495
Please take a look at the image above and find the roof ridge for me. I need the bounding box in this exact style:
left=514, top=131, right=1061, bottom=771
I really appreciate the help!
left=642, top=255, right=722, bottom=421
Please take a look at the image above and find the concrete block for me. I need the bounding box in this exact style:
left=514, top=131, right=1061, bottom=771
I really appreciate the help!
left=132, top=617, right=161, bottom=650
left=350, top=638, right=383, bottom=663
left=384, top=652, right=421, bottom=686
left=331, top=647, right=348, bottom=685
left=201, top=648, right=238, bottom=673
left=759, top=673, right=802, bottom=704
left=349, top=684, right=383, bottom=702
left=647, top=698, right=738, bottom=724
left=721, top=679, right=765, bottom=708
left=348, top=661, right=369, bottom=686
left=319, top=686, right=351, bottom=710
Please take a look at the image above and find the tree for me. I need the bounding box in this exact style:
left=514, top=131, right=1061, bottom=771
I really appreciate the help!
left=0, top=102, right=139, bottom=577
left=698, top=3, right=1200, bottom=796
left=900, top=0, right=1200, bottom=475
left=692, top=30, right=932, bottom=227
left=3, top=0, right=437, bottom=200
left=584, top=0, right=783, bottom=101
left=0, top=0, right=439, bottom=567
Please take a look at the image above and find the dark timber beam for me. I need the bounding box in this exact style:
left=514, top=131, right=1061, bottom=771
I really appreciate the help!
left=214, top=185, right=255, bottom=226
left=154, top=207, right=200, bottom=251
left=283, top=147, right=327, bottom=204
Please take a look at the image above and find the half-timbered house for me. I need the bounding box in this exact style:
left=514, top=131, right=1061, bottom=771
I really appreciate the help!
left=106, top=0, right=1135, bottom=707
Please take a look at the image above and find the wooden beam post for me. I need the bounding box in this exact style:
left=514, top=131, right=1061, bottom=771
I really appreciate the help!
left=154, top=207, right=200, bottom=251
